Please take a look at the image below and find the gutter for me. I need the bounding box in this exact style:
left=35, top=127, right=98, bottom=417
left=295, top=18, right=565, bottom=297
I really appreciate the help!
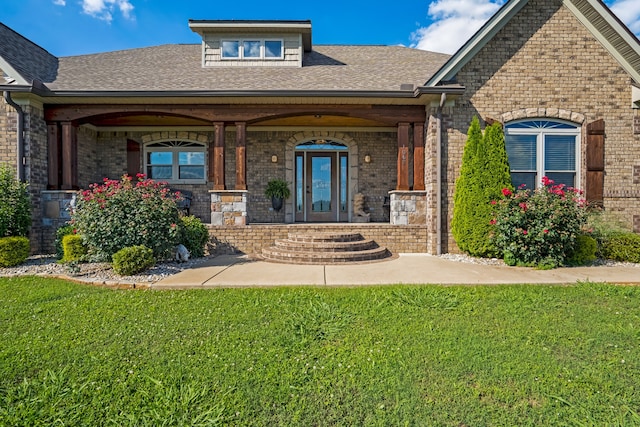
left=3, top=91, right=25, bottom=182
left=436, top=92, right=447, bottom=255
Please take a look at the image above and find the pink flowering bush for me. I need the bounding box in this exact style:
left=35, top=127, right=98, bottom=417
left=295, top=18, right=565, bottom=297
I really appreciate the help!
left=492, top=177, right=588, bottom=269
left=71, top=174, right=181, bottom=261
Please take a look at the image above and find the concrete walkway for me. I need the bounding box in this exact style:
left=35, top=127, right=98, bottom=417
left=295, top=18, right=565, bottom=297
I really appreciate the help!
left=151, top=254, right=640, bottom=289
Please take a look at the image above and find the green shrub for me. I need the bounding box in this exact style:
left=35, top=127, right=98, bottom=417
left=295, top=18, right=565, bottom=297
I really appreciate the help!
left=0, top=164, right=31, bottom=237
left=451, top=118, right=512, bottom=257
left=55, top=224, right=75, bottom=259
left=71, top=174, right=180, bottom=261
left=492, top=177, right=588, bottom=269
left=0, top=236, right=30, bottom=267
left=62, top=234, right=87, bottom=262
left=179, top=215, right=209, bottom=258
left=584, top=210, right=630, bottom=257
left=600, top=233, right=640, bottom=263
left=112, top=245, right=155, bottom=276
left=567, top=234, right=597, bottom=266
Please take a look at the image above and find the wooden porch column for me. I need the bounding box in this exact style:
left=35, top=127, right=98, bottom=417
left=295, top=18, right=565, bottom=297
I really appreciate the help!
left=413, top=122, right=425, bottom=191
left=212, top=122, right=226, bottom=190
left=396, top=122, right=410, bottom=191
left=47, top=123, right=60, bottom=189
left=235, top=122, right=247, bottom=190
left=60, top=121, right=78, bottom=190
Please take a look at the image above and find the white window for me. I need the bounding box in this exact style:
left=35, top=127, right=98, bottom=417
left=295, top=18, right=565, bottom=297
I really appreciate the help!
left=144, top=140, right=206, bottom=183
left=505, top=120, right=580, bottom=189
left=221, top=39, right=283, bottom=60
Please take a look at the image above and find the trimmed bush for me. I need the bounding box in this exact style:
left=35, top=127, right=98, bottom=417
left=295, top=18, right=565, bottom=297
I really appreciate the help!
left=0, top=164, right=31, bottom=238
left=62, top=234, right=87, bottom=262
left=71, top=174, right=180, bottom=261
left=452, top=118, right=512, bottom=257
left=0, top=236, right=30, bottom=267
left=55, top=224, right=75, bottom=259
left=567, top=234, right=597, bottom=266
left=600, top=233, right=640, bottom=263
left=179, top=215, right=209, bottom=258
left=112, top=245, right=155, bottom=276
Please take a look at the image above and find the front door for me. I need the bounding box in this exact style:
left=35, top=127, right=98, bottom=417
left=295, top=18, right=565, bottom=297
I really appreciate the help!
left=307, top=153, right=336, bottom=222
left=294, top=140, right=349, bottom=222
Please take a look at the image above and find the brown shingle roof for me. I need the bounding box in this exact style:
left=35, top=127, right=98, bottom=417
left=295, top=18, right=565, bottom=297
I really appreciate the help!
left=47, top=44, right=450, bottom=92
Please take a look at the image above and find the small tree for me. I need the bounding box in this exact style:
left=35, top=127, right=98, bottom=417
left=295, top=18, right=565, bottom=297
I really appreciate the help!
left=0, top=164, right=31, bottom=237
left=451, top=118, right=512, bottom=257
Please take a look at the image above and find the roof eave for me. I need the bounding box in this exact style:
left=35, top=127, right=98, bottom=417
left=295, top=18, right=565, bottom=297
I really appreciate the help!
left=34, top=89, right=459, bottom=99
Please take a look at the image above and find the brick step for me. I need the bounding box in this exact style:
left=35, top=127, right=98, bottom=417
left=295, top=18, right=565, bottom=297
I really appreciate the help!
left=286, top=232, right=364, bottom=243
left=261, top=246, right=390, bottom=264
left=261, top=231, right=390, bottom=264
left=274, top=238, right=378, bottom=252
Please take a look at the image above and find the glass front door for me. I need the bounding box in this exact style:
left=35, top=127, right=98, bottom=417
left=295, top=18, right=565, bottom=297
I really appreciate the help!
left=294, top=140, right=348, bottom=222
left=307, top=154, right=336, bottom=222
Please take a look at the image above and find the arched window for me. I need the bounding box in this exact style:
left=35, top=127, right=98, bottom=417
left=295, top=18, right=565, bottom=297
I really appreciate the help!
left=505, top=120, right=580, bottom=189
left=144, top=140, right=206, bottom=183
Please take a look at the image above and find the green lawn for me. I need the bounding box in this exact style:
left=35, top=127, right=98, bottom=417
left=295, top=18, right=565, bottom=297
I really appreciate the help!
left=1, top=277, right=639, bottom=426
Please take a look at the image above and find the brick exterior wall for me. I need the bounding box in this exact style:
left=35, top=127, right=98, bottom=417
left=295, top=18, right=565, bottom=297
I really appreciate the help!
left=440, top=0, right=640, bottom=252
left=23, top=103, right=50, bottom=253
left=0, top=96, right=18, bottom=169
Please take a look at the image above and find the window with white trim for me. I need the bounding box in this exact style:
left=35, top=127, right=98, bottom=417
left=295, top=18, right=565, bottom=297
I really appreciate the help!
left=505, top=120, right=580, bottom=189
left=221, top=39, right=283, bottom=59
left=144, top=140, right=206, bottom=183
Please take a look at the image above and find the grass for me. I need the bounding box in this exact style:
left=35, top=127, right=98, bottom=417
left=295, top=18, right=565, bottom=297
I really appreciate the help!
left=1, top=277, right=639, bottom=426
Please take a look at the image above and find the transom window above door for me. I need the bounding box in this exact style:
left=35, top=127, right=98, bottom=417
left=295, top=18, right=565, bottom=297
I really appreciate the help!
left=144, top=140, right=206, bottom=183
left=505, top=120, right=580, bottom=189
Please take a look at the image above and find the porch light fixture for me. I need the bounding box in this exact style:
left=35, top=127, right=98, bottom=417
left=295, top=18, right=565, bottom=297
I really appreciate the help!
left=271, top=155, right=278, bottom=163
left=364, top=154, right=371, bottom=163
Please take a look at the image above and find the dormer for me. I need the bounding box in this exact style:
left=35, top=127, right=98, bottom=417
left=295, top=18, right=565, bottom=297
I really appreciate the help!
left=188, top=20, right=312, bottom=68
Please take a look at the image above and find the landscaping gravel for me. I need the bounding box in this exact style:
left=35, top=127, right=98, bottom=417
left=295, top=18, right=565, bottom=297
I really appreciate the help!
left=0, top=254, right=216, bottom=287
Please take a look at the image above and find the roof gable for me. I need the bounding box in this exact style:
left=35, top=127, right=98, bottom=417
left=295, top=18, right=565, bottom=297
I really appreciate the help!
left=426, top=0, right=640, bottom=86
left=0, top=23, right=58, bottom=86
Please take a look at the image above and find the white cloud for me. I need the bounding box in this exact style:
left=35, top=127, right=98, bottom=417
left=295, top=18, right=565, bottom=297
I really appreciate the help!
left=81, top=0, right=135, bottom=22
left=412, top=0, right=504, bottom=54
left=53, top=0, right=66, bottom=5
left=608, top=0, right=640, bottom=36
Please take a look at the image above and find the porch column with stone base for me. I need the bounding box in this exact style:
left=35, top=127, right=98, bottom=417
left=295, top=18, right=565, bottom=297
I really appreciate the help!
left=389, top=191, right=427, bottom=225
left=210, top=190, right=248, bottom=226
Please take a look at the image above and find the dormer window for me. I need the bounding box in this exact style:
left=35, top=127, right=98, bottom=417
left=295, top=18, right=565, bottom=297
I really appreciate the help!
left=221, top=39, right=283, bottom=60
left=189, top=20, right=311, bottom=67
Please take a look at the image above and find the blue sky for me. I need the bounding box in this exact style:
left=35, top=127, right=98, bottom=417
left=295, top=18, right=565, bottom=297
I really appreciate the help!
left=2, top=0, right=640, bottom=57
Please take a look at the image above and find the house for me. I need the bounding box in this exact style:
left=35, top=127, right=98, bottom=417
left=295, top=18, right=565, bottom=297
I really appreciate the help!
left=1, top=0, right=639, bottom=256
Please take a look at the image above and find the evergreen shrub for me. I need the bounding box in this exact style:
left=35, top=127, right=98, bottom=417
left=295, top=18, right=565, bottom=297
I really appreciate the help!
left=0, top=164, right=31, bottom=237
left=0, top=236, right=30, bottom=267
left=566, top=234, right=597, bottom=266
left=451, top=117, right=512, bottom=257
left=112, top=245, right=155, bottom=276
left=55, top=224, right=75, bottom=259
left=600, top=233, right=640, bottom=263
left=179, top=215, right=209, bottom=258
left=62, top=234, right=87, bottom=262
left=71, top=174, right=180, bottom=261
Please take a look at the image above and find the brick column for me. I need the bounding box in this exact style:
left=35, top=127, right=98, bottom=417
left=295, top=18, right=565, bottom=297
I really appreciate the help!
left=47, top=123, right=60, bottom=189
left=235, top=122, right=247, bottom=190
left=212, top=122, right=225, bottom=190
left=60, top=121, right=78, bottom=190
left=413, top=122, right=425, bottom=191
left=396, top=122, right=410, bottom=191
